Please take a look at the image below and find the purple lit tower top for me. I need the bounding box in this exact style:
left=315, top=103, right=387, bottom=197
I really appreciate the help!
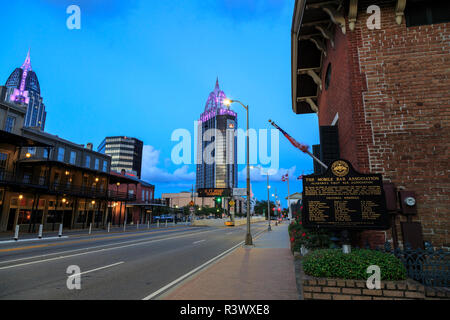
left=200, top=78, right=237, bottom=122
left=4, top=50, right=46, bottom=130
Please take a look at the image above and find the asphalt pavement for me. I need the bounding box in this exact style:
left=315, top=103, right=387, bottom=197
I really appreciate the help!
left=0, top=222, right=268, bottom=299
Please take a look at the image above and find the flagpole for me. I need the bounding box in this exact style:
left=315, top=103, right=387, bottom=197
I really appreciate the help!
left=287, top=174, right=292, bottom=221
left=268, top=119, right=328, bottom=170
left=304, top=149, right=328, bottom=170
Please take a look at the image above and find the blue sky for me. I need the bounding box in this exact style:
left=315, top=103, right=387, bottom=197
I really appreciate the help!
left=0, top=0, right=319, bottom=207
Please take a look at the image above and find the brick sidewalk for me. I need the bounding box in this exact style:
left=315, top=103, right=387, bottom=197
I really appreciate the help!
left=162, top=222, right=300, bottom=300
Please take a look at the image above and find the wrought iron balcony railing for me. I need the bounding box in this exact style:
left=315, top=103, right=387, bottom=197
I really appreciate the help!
left=0, top=170, right=136, bottom=202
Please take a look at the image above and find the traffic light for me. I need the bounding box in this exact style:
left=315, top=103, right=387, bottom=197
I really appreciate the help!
left=214, top=197, right=222, bottom=208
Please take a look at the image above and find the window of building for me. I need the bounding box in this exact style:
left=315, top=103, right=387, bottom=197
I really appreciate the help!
left=405, top=0, right=450, bottom=27
left=43, top=149, right=49, bottom=159
left=54, top=172, right=60, bottom=185
left=28, top=147, right=36, bottom=156
left=102, top=160, right=108, bottom=172
left=57, top=147, right=65, bottom=162
left=94, top=158, right=99, bottom=170
left=39, top=168, right=47, bottom=185
left=85, top=155, right=91, bottom=168
left=142, top=190, right=145, bottom=201
left=0, top=153, right=8, bottom=174
left=5, top=116, right=15, bottom=132
left=70, top=151, right=76, bottom=164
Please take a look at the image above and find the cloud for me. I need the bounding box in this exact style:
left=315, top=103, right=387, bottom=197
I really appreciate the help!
left=239, top=165, right=297, bottom=182
left=141, top=145, right=195, bottom=183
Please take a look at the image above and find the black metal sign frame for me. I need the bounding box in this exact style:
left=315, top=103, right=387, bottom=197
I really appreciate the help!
left=301, top=159, right=390, bottom=230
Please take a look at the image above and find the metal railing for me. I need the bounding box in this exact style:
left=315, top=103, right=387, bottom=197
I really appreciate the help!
left=371, top=242, right=450, bottom=288
left=0, top=170, right=136, bottom=202
left=51, top=183, right=136, bottom=201
left=0, top=170, right=47, bottom=188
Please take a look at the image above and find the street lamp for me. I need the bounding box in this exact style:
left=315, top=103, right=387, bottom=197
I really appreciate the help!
left=251, top=165, right=271, bottom=231
left=223, top=98, right=252, bottom=245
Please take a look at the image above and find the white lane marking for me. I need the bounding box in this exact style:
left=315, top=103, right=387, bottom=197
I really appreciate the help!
left=225, top=232, right=233, bottom=235
left=0, top=229, right=222, bottom=271
left=193, top=240, right=205, bottom=244
left=68, top=261, right=124, bottom=278
left=0, top=236, right=69, bottom=244
left=0, top=228, right=217, bottom=266
left=142, top=229, right=267, bottom=300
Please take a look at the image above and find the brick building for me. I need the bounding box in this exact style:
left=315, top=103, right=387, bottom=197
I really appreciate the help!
left=109, top=171, right=158, bottom=225
left=291, top=0, right=449, bottom=248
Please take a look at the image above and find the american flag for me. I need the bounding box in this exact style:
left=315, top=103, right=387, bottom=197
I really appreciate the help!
left=297, top=175, right=303, bottom=180
left=269, top=120, right=309, bottom=153
left=281, top=173, right=288, bottom=182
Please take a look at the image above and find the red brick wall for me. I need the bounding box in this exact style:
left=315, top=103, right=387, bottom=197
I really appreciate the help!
left=317, top=1, right=450, bottom=248
left=109, top=180, right=155, bottom=224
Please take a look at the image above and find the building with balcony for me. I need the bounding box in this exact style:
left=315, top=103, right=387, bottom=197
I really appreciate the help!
left=108, top=171, right=160, bottom=226
left=0, top=104, right=142, bottom=232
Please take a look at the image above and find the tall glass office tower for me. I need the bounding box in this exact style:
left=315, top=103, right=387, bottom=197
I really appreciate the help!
left=98, top=136, right=144, bottom=178
left=196, top=79, right=238, bottom=190
left=4, top=50, right=46, bottom=130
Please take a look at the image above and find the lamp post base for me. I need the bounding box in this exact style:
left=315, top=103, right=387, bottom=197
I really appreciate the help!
left=245, top=233, right=253, bottom=245
left=268, top=224, right=272, bottom=231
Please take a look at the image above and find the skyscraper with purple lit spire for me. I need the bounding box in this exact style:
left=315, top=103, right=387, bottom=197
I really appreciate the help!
left=4, top=50, right=46, bottom=130
left=196, top=78, right=238, bottom=190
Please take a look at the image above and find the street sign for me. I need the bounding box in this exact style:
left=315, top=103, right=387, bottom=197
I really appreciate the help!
left=197, top=188, right=231, bottom=197
left=232, top=188, right=247, bottom=196
left=302, top=159, right=389, bottom=230
left=229, top=200, right=235, bottom=206
left=189, top=207, right=195, bottom=214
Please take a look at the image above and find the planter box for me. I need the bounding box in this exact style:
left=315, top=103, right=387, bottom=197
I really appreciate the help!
left=296, top=259, right=450, bottom=300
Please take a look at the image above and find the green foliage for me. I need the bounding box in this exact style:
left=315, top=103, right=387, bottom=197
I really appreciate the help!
left=195, top=206, right=224, bottom=218
left=302, top=249, right=407, bottom=280
left=288, top=220, right=333, bottom=251
left=254, top=200, right=276, bottom=219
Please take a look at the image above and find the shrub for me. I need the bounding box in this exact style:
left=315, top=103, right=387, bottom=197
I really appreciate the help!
left=288, top=220, right=333, bottom=251
left=302, top=249, right=407, bottom=281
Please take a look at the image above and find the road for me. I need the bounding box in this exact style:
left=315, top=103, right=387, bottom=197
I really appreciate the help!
left=0, top=222, right=268, bottom=300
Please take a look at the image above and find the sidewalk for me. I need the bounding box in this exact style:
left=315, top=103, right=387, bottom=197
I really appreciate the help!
left=162, top=222, right=300, bottom=300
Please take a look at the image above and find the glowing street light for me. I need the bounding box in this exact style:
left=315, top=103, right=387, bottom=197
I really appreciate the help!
left=223, top=98, right=252, bottom=245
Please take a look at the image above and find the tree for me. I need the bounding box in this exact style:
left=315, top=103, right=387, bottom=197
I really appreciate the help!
left=253, top=200, right=276, bottom=220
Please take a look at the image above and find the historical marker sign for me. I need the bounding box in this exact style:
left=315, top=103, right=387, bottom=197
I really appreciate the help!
left=302, top=159, right=389, bottom=230
left=197, top=188, right=231, bottom=197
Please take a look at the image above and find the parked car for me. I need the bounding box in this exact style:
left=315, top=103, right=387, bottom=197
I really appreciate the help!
left=155, top=215, right=174, bottom=222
